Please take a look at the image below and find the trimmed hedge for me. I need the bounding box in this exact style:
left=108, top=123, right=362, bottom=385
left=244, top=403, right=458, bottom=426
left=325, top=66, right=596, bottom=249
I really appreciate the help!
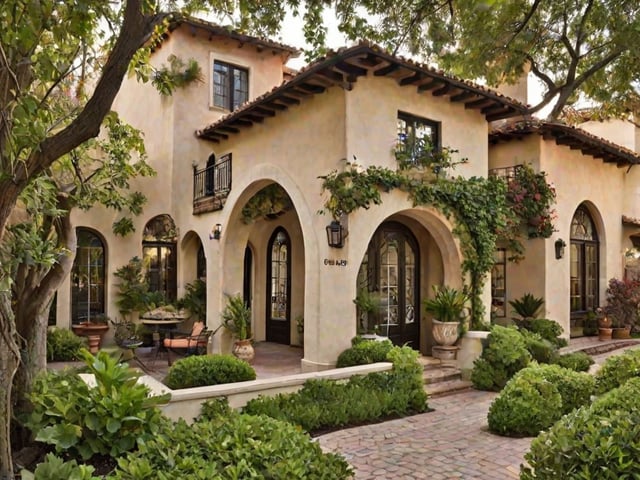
left=336, top=338, right=393, bottom=367
left=487, top=363, right=594, bottom=437
left=519, top=318, right=567, bottom=347
left=164, top=354, right=256, bottom=390
left=471, top=325, right=531, bottom=391
left=551, top=351, right=594, bottom=372
left=522, top=377, right=640, bottom=479
left=593, top=347, right=640, bottom=394
left=108, top=413, right=352, bottom=479
left=520, top=330, right=555, bottom=364
left=242, top=345, right=427, bottom=432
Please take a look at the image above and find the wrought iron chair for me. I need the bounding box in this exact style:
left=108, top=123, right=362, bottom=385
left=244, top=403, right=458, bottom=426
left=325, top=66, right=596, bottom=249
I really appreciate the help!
left=162, top=321, right=211, bottom=365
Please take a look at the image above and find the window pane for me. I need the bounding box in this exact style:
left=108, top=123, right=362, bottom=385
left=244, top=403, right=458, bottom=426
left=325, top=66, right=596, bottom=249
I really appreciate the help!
left=396, top=112, right=440, bottom=168
left=213, top=62, right=229, bottom=109
left=233, top=68, right=248, bottom=110
left=491, top=248, right=507, bottom=318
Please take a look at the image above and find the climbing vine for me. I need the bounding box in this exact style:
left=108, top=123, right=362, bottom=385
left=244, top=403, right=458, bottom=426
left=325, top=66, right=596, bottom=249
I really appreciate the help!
left=319, top=160, right=556, bottom=329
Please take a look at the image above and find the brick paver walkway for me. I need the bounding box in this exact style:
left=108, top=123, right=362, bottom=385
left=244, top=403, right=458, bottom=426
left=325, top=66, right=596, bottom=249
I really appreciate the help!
left=318, top=389, right=531, bottom=479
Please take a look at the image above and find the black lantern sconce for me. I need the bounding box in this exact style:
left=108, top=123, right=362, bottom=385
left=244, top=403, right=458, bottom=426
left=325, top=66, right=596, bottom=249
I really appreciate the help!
left=326, top=220, right=348, bottom=248
left=554, top=238, right=566, bottom=259
left=210, top=223, right=222, bottom=240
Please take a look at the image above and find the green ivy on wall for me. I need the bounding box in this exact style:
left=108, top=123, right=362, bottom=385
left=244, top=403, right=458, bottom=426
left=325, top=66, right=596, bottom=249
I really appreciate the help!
left=319, top=160, right=556, bottom=329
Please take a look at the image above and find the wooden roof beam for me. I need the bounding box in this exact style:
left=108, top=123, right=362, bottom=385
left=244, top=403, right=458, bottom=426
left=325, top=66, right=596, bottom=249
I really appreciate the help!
left=464, top=98, right=494, bottom=109
left=451, top=91, right=478, bottom=102
left=417, top=79, right=443, bottom=92
left=373, top=62, right=401, bottom=76
left=432, top=84, right=452, bottom=96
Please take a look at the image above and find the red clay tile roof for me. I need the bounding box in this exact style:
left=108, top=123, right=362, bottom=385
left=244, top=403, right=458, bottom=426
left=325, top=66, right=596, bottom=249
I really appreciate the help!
left=490, top=120, right=640, bottom=166
left=197, top=41, right=529, bottom=142
left=164, top=16, right=300, bottom=58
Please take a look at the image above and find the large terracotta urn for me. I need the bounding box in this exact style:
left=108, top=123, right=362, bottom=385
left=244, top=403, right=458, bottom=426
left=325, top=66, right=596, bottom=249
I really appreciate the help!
left=232, top=339, right=255, bottom=364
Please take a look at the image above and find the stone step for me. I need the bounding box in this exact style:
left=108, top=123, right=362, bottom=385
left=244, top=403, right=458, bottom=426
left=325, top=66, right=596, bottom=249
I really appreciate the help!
left=426, top=379, right=473, bottom=398
left=423, top=365, right=462, bottom=384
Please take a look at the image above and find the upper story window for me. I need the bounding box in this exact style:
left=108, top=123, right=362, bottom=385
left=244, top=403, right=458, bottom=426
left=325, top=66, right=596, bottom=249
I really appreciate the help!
left=213, top=60, right=248, bottom=111
left=396, top=112, right=441, bottom=169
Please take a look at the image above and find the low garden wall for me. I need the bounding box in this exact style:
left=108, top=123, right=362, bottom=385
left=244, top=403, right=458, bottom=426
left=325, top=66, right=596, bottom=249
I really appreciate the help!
left=140, top=362, right=393, bottom=423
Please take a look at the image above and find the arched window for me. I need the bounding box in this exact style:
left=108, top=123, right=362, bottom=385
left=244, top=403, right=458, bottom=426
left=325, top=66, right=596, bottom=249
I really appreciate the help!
left=71, top=228, right=106, bottom=323
left=266, top=228, right=290, bottom=344
left=143, top=215, right=178, bottom=302
left=570, top=205, right=599, bottom=314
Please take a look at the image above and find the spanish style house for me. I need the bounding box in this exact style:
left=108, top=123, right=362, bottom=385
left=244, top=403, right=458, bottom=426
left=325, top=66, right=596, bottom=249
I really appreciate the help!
left=52, top=16, right=640, bottom=370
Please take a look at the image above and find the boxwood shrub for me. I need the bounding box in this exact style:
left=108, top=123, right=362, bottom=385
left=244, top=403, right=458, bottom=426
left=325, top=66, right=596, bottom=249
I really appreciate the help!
left=522, top=377, right=640, bottom=479
left=471, top=325, right=531, bottom=391
left=520, top=330, right=555, bottom=364
left=46, top=327, right=86, bottom=362
left=519, top=318, right=567, bottom=347
left=551, top=351, right=594, bottom=372
left=594, top=347, right=640, bottom=394
left=336, top=338, right=393, bottom=367
left=108, top=412, right=352, bottom=479
left=488, top=363, right=594, bottom=437
left=242, top=345, right=427, bottom=432
left=164, top=354, right=256, bottom=390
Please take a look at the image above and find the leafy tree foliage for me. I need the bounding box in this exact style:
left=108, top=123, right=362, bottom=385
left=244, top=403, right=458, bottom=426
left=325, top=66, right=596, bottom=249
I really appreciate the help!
left=331, top=0, right=640, bottom=119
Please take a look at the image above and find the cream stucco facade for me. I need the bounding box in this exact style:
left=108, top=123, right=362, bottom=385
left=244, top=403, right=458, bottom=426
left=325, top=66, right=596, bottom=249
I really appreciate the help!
left=53, top=18, right=640, bottom=369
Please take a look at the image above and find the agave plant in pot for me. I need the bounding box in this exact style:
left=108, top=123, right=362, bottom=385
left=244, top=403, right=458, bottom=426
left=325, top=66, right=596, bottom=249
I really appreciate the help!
left=423, top=285, right=469, bottom=346
left=221, top=293, right=254, bottom=363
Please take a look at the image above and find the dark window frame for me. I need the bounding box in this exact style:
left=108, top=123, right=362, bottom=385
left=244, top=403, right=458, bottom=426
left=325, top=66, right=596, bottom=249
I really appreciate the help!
left=570, top=205, right=599, bottom=316
left=71, top=228, right=106, bottom=324
left=491, top=248, right=507, bottom=319
left=396, top=111, right=441, bottom=167
left=213, top=60, right=248, bottom=111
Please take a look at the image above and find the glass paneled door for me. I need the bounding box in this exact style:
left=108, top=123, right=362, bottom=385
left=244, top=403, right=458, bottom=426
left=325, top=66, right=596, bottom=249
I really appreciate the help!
left=266, top=228, right=291, bottom=344
left=71, top=229, right=105, bottom=323
left=357, top=222, right=420, bottom=348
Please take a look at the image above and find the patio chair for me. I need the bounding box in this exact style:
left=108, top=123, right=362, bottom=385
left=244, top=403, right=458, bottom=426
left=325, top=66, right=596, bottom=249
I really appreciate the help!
left=163, top=321, right=210, bottom=365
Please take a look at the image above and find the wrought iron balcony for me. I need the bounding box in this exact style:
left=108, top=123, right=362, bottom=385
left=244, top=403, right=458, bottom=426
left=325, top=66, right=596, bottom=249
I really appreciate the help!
left=488, top=164, right=523, bottom=182
left=193, top=154, right=231, bottom=214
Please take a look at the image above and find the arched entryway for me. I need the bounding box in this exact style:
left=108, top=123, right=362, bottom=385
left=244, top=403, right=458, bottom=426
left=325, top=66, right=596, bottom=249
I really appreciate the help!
left=357, top=222, right=420, bottom=348
left=570, top=204, right=599, bottom=318
left=71, top=228, right=106, bottom=323
left=266, top=228, right=291, bottom=344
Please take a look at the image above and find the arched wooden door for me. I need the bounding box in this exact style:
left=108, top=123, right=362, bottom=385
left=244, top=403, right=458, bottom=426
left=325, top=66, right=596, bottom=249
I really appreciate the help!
left=266, top=228, right=291, bottom=344
left=357, top=222, right=420, bottom=348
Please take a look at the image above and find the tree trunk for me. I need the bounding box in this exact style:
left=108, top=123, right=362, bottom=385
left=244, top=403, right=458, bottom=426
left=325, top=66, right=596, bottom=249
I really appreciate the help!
left=0, top=292, right=20, bottom=480
left=13, top=211, right=76, bottom=414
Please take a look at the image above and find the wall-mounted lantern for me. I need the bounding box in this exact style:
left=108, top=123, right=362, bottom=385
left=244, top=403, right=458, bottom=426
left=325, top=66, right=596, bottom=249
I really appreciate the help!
left=210, top=223, right=222, bottom=240
left=326, top=220, right=347, bottom=248
left=554, top=238, right=566, bottom=259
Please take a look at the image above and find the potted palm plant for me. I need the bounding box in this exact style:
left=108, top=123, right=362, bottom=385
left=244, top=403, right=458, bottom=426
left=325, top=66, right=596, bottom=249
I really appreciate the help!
left=221, top=293, right=254, bottom=363
left=423, top=285, right=469, bottom=346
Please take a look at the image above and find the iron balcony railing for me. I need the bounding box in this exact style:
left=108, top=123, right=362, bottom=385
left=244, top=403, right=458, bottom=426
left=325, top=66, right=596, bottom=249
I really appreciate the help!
left=488, top=164, right=523, bottom=182
left=193, top=154, right=232, bottom=202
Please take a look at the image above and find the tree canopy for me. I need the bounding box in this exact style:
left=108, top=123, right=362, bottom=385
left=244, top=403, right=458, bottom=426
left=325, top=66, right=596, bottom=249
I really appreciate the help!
left=331, top=0, right=640, bottom=119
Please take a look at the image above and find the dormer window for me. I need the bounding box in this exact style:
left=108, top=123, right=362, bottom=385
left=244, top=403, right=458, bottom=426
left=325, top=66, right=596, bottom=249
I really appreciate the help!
left=213, top=60, right=248, bottom=111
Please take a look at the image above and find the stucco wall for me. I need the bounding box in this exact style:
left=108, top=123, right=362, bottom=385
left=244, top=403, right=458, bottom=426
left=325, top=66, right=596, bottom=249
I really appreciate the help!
left=61, top=29, right=497, bottom=368
left=489, top=134, right=627, bottom=336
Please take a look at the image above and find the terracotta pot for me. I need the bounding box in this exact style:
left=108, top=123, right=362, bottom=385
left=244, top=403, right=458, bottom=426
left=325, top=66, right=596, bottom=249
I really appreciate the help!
left=598, top=316, right=612, bottom=328
left=232, top=339, right=255, bottom=364
left=598, top=327, right=613, bottom=341
left=612, top=326, right=632, bottom=339
left=432, top=320, right=460, bottom=346
left=87, top=335, right=101, bottom=354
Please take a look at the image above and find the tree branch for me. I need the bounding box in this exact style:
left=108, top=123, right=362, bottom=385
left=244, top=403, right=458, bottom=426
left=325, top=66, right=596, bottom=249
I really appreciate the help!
left=505, top=0, right=544, bottom=48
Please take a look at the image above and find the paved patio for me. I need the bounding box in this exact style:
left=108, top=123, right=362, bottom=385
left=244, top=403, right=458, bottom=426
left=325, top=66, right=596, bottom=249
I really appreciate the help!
left=317, top=338, right=640, bottom=480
